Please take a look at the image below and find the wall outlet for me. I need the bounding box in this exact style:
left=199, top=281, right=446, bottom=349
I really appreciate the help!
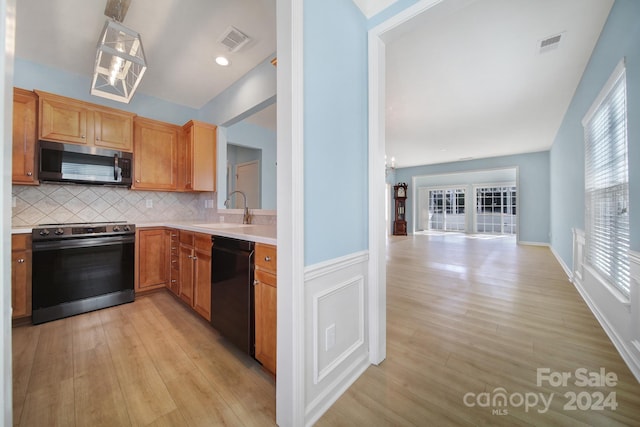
left=146, top=199, right=153, bottom=208
left=325, top=324, right=336, bottom=351
left=205, top=199, right=214, bottom=209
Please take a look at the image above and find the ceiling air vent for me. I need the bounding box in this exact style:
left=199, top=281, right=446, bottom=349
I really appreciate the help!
left=538, top=32, right=564, bottom=54
left=218, top=26, right=251, bottom=53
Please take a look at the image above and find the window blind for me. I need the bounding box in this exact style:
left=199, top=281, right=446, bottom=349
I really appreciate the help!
left=583, top=59, right=630, bottom=298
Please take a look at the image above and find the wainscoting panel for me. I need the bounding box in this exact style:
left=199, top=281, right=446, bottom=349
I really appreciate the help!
left=304, top=251, right=370, bottom=426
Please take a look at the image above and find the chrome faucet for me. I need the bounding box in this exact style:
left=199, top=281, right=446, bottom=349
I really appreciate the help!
left=225, top=190, right=251, bottom=224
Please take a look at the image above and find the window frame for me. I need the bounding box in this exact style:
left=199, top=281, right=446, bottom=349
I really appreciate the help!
left=582, top=58, right=630, bottom=300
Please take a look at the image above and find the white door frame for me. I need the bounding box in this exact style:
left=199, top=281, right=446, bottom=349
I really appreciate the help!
left=368, top=0, right=444, bottom=365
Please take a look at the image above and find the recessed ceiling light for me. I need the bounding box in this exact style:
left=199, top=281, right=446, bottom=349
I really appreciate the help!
left=215, top=56, right=230, bottom=66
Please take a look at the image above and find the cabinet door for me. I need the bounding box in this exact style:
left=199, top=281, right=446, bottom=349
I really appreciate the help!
left=193, top=246, right=212, bottom=321
left=255, top=269, right=277, bottom=374
left=12, top=88, right=38, bottom=185
left=39, top=94, right=89, bottom=144
left=178, top=243, right=195, bottom=306
left=94, top=109, right=134, bottom=152
left=182, top=120, right=216, bottom=191
left=133, top=117, right=179, bottom=190
left=137, top=228, right=170, bottom=292
left=11, top=235, right=32, bottom=319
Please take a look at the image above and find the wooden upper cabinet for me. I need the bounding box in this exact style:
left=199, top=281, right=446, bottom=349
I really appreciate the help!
left=38, top=91, right=88, bottom=144
left=12, top=88, right=38, bottom=185
left=133, top=116, right=179, bottom=191
left=36, top=90, right=134, bottom=151
left=181, top=120, right=217, bottom=192
left=93, top=107, right=134, bottom=151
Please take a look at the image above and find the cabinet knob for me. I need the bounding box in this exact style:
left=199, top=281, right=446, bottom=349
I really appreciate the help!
left=171, top=279, right=177, bottom=283
left=264, top=256, right=271, bottom=262
left=172, top=260, right=177, bottom=263
left=192, top=256, right=197, bottom=261
left=253, top=279, right=259, bottom=286
left=17, top=258, right=25, bottom=264
left=96, top=137, right=100, bottom=141
left=26, top=171, right=32, bottom=176
left=81, top=135, right=86, bottom=139
left=136, top=179, right=140, bottom=183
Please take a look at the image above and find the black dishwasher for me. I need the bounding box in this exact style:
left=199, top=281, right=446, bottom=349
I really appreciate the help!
left=210, top=236, right=255, bottom=356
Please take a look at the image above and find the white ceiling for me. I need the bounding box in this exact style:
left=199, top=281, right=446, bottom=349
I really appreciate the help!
left=15, top=0, right=615, bottom=168
left=383, top=0, right=614, bottom=167
left=14, top=0, right=276, bottom=109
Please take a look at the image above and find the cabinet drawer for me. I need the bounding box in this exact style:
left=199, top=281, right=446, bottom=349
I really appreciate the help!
left=255, top=244, right=276, bottom=272
left=179, top=231, right=194, bottom=245
left=255, top=270, right=276, bottom=288
left=12, top=234, right=31, bottom=251
left=194, top=233, right=212, bottom=253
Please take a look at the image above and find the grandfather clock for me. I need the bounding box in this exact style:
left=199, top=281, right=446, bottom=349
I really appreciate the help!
left=393, top=183, right=408, bottom=236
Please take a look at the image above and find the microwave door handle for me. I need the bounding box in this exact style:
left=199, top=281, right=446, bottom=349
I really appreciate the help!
left=114, top=154, right=119, bottom=181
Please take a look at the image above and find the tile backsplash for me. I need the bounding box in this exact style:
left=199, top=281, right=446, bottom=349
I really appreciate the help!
left=12, top=184, right=215, bottom=227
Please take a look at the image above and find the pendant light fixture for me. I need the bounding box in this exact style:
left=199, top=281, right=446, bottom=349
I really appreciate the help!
left=90, top=0, right=147, bottom=103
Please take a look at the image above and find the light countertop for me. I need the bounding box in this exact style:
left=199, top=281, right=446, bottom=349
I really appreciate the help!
left=13, top=222, right=277, bottom=246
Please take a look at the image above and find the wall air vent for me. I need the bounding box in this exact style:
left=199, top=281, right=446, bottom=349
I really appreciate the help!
left=218, top=26, right=251, bottom=53
left=538, top=32, right=564, bottom=54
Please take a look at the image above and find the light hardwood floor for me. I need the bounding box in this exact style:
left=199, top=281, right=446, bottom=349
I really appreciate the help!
left=12, top=292, right=276, bottom=427
left=13, top=234, right=640, bottom=426
left=317, top=234, right=640, bottom=426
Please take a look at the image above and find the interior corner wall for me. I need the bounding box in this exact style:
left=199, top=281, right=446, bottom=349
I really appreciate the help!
left=394, top=151, right=551, bottom=244
left=549, top=0, right=640, bottom=267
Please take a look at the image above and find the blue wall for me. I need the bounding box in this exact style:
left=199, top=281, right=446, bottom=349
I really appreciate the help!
left=395, top=151, right=550, bottom=243
left=14, top=58, right=198, bottom=124
left=226, top=121, right=277, bottom=210
left=198, top=55, right=276, bottom=127
left=303, top=0, right=368, bottom=265
left=550, top=0, right=640, bottom=267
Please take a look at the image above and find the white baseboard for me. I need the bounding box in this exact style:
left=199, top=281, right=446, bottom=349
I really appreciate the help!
left=550, top=245, right=573, bottom=281
left=518, top=241, right=549, bottom=247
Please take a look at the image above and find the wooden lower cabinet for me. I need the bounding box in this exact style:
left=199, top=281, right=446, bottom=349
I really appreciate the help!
left=136, top=228, right=170, bottom=292
left=179, top=231, right=212, bottom=321
left=254, top=243, right=277, bottom=375
left=11, top=234, right=32, bottom=319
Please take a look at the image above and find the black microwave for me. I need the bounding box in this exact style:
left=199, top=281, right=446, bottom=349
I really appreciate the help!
left=39, top=141, right=133, bottom=187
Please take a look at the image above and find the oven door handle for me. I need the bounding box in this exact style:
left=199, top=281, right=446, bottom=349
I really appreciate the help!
left=33, top=235, right=135, bottom=252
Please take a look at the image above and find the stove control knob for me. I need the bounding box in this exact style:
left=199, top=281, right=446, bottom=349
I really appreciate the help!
left=54, top=228, right=65, bottom=236
left=123, top=225, right=131, bottom=232
left=112, top=225, right=121, bottom=232
left=39, top=229, right=50, bottom=236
